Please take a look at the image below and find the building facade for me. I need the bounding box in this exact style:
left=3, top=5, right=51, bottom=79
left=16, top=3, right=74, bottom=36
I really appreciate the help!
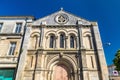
left=0, top=9, right=109, bottom=80
left=108, top=65, right=120, bottom=80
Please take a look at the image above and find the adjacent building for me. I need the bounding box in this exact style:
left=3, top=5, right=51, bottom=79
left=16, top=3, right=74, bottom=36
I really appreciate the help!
left=0, top=9, right=109, bottom=80
left=108, top=64, right=120, bottom=80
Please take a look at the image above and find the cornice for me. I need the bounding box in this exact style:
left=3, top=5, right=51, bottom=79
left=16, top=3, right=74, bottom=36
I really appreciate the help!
left=0, top=16, right=35, bottom=20
left=0, top=33, right=22, bottom=36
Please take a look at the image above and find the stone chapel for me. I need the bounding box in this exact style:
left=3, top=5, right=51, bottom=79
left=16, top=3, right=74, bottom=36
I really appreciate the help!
left=0, top=9, right=109, bottom=80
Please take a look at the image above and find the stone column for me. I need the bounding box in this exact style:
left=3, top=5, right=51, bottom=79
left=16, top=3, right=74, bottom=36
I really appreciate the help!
left=42, top=54, right=47, bottom=80
left=81, top=49, right=88, bottom=80
left=40, top=26, right=44, bottom=49
left=90, top=36, right=94, bottom=49
left=74, top=70, right=79, bottom=80
left=45, top=36, right=48, bottom=48
left=48, top=70, right=52, bottom=80
left=77, top=20, right=87, bottom=80
left=78, top=25, right=84, bottom=49
left=33, top=54, right=42, bottom=80
left=57, top=35, right=60, bottom=48
left=91, top=22, right=109, bottom=80
left=76, top=36, right=79, bottom=49
left=34, top=71, right=41, bottom=80
left=36, top=54, right=42, bottom=69
left=48, top=36, right=50, bottom=48
left=81, top=49, right=87, bottom=69
left=39, top=22, right=45, bottom=49
left=65, top=36, right=68, bottom=49
left=37, top=36, right=40, bottom=49
left=55, top=36, right=58, bottom=49
left=75, top=36, right=77, bottom=49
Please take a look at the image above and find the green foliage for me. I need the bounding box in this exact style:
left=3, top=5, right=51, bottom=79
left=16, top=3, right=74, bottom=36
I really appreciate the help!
left=113, top=49, right=120, bottom=71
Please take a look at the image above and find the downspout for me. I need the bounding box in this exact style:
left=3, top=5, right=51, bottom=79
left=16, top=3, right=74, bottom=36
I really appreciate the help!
left=77, top=21, right=83, bottom=80
left=14, top=18, right=28, bottom=80
left=33, top=24, right=43, bottom=80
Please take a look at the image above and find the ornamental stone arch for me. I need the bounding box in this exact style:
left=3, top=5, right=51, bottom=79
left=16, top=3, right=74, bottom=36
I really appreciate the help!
left=68, top=30, right=78, bottom=36
left=30, top=32, right=40, bottom=37
left=83, top=31, right=93, bottom=49
left=45, top=30, right=57, bottom=37
left=45, top=31, right=56, bottom=48
left=47, top=55, right=77, bottom=70
left=29, top=32, right=40, bottom=49
left=56, top=29, right=68, bottom=36
left=68, top=31, right=78, bottom=49
left=56, top=29, right=68, bottom=48
left=46, top=55, right=78, bottom=80
left=83, top=31, right=91, bottom=37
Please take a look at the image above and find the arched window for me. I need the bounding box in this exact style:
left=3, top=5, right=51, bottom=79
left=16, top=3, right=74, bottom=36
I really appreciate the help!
left=33, top=35, right=39, bottom=49
left=60, top=34, right=65, bottom=48
left=88, top=35, right=92, bottom=49
left=49, top=35, right=55, bottom=48
left=30, top=32, right=40, bottom=49
left=86, top=35, right=92, bottom=49
left=70, top=36, right=74, bottom=48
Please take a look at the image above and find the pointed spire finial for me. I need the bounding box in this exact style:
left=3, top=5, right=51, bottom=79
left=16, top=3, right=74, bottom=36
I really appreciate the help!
left=60, top=7, right=63, bottom=11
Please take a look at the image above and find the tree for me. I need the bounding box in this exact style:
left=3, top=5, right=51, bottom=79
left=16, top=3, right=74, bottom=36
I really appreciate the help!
left=113, top=49, right=120, bottom=71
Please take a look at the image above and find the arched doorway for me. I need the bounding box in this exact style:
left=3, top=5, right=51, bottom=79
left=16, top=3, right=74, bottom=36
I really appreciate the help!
left=47, top=57, right=77, bottom=80
left=53, top=64, right=69, bottom=80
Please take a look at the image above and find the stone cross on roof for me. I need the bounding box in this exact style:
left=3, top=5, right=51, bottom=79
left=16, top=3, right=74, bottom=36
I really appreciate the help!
left=60, top=7, right=63, bottom=11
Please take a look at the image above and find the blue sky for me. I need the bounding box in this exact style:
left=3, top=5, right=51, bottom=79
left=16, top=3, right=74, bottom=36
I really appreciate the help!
left=0, top=0, right=120, bottom=65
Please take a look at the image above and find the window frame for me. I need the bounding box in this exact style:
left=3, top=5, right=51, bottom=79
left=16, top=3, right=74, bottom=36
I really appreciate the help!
left=70, top=36, right=75, bottom=48
left=0, top=23, right=3, bottom=33
left=15, top=23, right=22, bottom=33
left=85, top=35, right=93, bottom=49
left=33, top=35, right=39, bottom=49
left=60, top=34, right=65, bottom=48
left=8, top=42, right=16, bottom=55
left=49, top=35, right=55, bottom=48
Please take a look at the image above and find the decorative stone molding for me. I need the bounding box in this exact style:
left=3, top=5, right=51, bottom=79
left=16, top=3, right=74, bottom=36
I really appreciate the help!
left=55, top=14, right=69, bottom=24
left=41, top=21, right=47, bottom=25
left=45, top=36, right=48, bottom=39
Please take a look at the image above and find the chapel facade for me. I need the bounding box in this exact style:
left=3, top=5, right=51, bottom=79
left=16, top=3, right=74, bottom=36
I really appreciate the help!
left=0, top=9, right=109, bottom=80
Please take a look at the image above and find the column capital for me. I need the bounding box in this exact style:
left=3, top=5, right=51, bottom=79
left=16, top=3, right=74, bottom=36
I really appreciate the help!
left=75, top=36, right=78, bottom=39
left=65, top=36, right=68, bottom=39
left=55, top=36, right=58, bottom=39
left=45, top=36, right=48, bottom=39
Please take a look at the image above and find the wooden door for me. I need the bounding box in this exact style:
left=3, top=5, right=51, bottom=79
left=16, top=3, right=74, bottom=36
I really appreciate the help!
left=53, top=64, right=69, bottom=80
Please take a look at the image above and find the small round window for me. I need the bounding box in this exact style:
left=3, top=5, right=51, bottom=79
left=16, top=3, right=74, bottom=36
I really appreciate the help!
left=55, top=14, right=69, bottom=24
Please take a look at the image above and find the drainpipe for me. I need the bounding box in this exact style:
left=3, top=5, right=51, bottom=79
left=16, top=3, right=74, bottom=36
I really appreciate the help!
left=13, top=18, right=28, bottom=80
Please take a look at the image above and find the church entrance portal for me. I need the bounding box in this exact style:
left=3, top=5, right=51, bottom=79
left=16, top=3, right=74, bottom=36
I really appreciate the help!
left=53, top=64, right=69, bottom=80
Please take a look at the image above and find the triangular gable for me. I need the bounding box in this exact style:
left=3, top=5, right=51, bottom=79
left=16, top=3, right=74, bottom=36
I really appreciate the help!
left=33, top=10, right=91, bottom=26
